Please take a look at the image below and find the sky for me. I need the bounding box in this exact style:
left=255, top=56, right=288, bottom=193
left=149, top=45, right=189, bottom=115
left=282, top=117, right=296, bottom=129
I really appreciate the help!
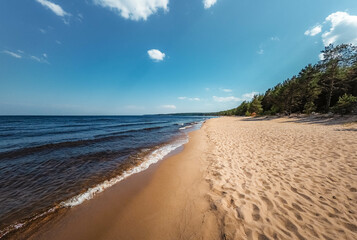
left=1, top=0, right=357, bottom=115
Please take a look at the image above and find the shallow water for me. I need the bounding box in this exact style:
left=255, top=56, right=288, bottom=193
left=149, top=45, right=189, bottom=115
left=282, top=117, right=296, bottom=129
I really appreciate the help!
left=0, top=115, right=210, bottom=237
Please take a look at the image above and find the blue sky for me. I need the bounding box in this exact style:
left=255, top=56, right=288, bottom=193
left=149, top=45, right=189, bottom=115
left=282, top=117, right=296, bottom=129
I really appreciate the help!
left=1, top=0, right=357, bottom=115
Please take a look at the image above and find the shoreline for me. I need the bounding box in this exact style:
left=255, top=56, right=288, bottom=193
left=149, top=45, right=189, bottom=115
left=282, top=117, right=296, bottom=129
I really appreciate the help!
left=1, top=120, right=204, bottom=239
left=14, top=120, right=217, bottom=240
left=3, top=120, right=211, bottom=239
left=6, top=116, right=357, bottom=239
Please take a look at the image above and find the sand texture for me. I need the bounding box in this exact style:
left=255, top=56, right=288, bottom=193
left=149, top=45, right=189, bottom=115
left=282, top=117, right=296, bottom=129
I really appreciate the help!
left=19, top=116, right=357, bottom=240
left=203, top=117, right=357, bottom=240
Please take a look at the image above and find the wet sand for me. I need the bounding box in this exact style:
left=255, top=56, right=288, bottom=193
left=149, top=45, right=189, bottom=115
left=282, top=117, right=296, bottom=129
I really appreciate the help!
left=23, top=116, right=357, bottom=240
left=22, top=123, right=219, bottom=240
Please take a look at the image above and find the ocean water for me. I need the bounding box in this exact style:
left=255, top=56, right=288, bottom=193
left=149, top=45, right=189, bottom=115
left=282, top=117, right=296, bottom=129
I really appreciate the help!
left=0, top=115, right=210, bottom=237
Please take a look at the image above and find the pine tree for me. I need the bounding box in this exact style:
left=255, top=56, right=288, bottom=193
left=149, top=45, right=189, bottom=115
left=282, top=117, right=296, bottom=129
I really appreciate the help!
left=249, top=95, right=263, bottom=115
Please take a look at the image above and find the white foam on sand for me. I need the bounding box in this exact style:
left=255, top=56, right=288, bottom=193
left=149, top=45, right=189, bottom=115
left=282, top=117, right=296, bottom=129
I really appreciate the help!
left=179, top=125, right=193, bottom=130
left=180, top=121, right=205, bottom=131
left=0, top=138, right=189, bottom=238
left=0, top=206, right=57, bottom=238
left=60, top=121, right=208, bottom=207
left=60, top=137, right=188, bottom=207
left=0, top=120, right=207, bottom=238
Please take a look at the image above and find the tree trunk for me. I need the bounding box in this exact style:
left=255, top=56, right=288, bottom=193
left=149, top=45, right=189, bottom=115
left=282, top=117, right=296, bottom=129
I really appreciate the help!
left=326, top=78, right=334, bottom=112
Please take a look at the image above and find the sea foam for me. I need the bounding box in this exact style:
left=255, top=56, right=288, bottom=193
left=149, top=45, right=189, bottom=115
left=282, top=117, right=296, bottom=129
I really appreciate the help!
left=0, top=137, right=189, bottom=238
left=60, top=137, right=188, bottom=207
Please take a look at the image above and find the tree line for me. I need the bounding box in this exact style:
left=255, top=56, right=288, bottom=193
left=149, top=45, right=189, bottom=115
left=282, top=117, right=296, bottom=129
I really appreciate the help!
left=218, top=44, right=357, bottom=116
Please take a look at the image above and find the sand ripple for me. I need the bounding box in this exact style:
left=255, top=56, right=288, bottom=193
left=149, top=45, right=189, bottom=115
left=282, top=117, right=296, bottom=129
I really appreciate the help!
left=202, top=117, right=357, bottom=240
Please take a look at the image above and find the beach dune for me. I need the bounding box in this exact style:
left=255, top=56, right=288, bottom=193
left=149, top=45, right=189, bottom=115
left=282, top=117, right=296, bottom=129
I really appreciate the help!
left=25, top=117, right=357, bottom=240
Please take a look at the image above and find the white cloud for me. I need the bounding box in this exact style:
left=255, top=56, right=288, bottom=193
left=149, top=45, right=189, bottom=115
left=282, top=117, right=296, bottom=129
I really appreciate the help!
left=213, top=96, right=241, bottom=102
left=270, top=36, right=280, bottom=41
left=36, top=0, right=69, bottom=17
left=257, top=49, right=264, bottom=55
left=205, top=87, right=210, bottom=91
left=220, top=88, right=232, bottom=93
left=213, top=91, right=258, bottom=103
left=322, top=11, right=357, bottom=46
left=242, top=91, right=259, bottom=100
left=39, top=28, right=47, bottom=34
left=318, top=53, right=325, bottom=61
left=160, top=105, right=176, bottom=109
left=30, top=56, right=42, bottom=62
left=30, top=55, right=49, bottom=64
left=178, top=97, right=200, bottom=101
left=56, top=40, right=62, bottom=45
left=304, top=25, right=322, bottom=36
left=147, top=49, right=165, bottom=61
left=203, top=0, right=217, bottom=9
left=77, top=13, right=84, bottom=22
left=94, top=0, right=169, bottom=21
left=3, top=49, right=49, bottom=63
left=3, top=50, right=22, bottom=59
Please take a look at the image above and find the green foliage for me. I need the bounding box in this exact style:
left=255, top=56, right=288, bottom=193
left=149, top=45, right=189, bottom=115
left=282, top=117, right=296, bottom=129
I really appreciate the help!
left=236, top=101, right=250, bottom=115
left=248, top=96, right=263, bottom=114
left=318, top=44, right=357, bottom=112
left=303, top=102, right=316, bottom=114
left=331, top=94, right=357, bottom=115
left=217, top=44, right=357, bottom=116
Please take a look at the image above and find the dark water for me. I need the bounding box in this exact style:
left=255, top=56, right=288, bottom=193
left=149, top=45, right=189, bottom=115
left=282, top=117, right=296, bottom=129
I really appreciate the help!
left=0, top=115, right=210, bottom=236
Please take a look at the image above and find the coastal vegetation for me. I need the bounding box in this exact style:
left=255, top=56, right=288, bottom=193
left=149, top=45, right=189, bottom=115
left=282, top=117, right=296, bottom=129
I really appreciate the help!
left=218, top=44, right=357, bottom=116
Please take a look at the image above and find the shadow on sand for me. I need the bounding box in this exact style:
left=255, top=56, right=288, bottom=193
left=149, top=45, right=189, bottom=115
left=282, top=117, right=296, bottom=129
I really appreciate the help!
left=237, top=115, right=357, bottom=127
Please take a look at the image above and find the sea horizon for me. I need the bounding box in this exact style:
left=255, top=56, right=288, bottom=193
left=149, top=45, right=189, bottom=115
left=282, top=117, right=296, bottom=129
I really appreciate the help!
left=1, top=0, right=356, bottom=239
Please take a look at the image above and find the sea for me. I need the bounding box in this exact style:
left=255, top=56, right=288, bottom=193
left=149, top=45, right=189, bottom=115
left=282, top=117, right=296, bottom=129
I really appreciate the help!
left=0, top=115, right=211, bottom=238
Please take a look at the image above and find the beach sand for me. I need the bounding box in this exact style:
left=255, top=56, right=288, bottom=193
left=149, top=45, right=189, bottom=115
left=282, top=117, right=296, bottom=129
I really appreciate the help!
left=23, top=116, right=357, bottom=240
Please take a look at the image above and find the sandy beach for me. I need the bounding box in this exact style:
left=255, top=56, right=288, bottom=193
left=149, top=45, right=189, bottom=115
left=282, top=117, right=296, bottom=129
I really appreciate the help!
left=3, top=2, right=357, bottom=239
left=18, top=116, right=357, bottom=240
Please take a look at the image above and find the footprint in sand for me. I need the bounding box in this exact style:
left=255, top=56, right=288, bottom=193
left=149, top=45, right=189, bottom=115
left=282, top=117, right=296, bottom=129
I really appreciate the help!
left=252, top=204, right=261, bottom=221
left=236, top=206, right=245, bottom=220
left=292, top=202, right=305, bottom=212
left=244, top=170, right=252, bottom=179
left=258, top=233, right=270, bottom=240
left=260, top=196, right=274, bottom=210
